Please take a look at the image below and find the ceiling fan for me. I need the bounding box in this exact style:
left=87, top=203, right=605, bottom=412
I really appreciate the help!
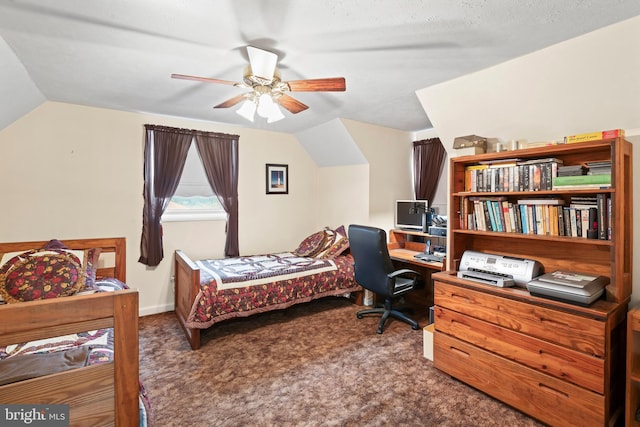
left=171, top=46, right=346, bottom=123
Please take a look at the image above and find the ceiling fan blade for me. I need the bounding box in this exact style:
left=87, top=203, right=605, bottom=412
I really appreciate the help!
left=247, top=46, right=278, bottom=80
left=171, top=73, right=238, bottom=86
left=277, top=94, right=308, bottom=114
left=286, top=77, right=346, bottom=92
left=214, top=94, right=249, bottom=109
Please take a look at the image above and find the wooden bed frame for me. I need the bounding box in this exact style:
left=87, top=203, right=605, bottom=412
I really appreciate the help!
left=0, top=237, right=139, bottom=427
left=174, top=250, right=205, bottom=351
left=174, top=250, right=362, bottom=351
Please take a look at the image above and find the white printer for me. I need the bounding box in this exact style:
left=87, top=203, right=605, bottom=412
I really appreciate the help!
left=457, top=250, right=542, bottom=288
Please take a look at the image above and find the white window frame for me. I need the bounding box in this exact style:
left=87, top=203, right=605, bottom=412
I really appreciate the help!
left=161, top=143, right=227, bottom=223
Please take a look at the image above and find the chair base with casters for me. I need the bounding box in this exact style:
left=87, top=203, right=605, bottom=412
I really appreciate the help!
left=357, top=298, right=420, bottom=334
left=348, top=224, right=422, bottom=334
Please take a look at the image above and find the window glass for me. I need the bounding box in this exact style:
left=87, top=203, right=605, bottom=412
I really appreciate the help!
left=162, top=144, right=225, bottom=222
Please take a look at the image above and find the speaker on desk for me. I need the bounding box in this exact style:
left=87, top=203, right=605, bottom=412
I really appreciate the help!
left=421, top=211, right=431, bottom=234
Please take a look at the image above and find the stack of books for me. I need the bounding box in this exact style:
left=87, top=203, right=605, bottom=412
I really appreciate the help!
left=586, top=161, right=612, bottom=175
left=564, top=129, right=625, bottom=144
left=557, top=164, right=587, bottom=176
left=552, top=174, right=611, bottom=190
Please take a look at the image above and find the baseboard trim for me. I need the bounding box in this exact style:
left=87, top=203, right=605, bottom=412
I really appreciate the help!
left=139, top=303, right=174, bottom=317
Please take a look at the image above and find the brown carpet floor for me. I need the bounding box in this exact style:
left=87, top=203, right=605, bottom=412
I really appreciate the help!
left=139, top=297, right=543, bottom=427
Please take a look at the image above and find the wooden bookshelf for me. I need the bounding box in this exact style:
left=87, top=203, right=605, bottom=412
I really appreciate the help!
left=432, top=138, right=632, bottom=426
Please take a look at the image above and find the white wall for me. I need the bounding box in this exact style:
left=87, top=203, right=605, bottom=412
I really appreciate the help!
left=313, top=164, right=370, bottom=230
left=0, top=101, right=419, bottom=315
left=0, top=101, right=320, bottom=314
left=342, top=119, right=415, bottom=230
left=416, top=15, right=640, bottom=304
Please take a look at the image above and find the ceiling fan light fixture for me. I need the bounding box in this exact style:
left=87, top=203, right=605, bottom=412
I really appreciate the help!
left=256, top=93, right=276, bottom=118
left=236, top=100, right=256, bottom=122
left=256, top=93, right=285, bottom=123
left=267, top=105, right=285, bottom=123
left=247, top=46, right=277, bottom=80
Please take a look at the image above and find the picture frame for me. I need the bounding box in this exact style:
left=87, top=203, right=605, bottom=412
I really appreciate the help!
left=266, top=163, right=288, bottom=194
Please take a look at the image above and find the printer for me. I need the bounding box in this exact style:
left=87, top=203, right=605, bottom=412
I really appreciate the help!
left=457, top=250, right=542, bottom=288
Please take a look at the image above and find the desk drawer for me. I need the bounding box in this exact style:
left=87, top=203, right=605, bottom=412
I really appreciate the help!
left=434, top=332, right=605, bottom=427
left=435, top=307, right=604, bottom=393
left=434, top=281, right=605, bottom=357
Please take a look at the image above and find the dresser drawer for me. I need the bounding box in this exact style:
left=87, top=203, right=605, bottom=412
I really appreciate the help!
left=434, top=332, right=605, bottom=427
left=435, top=306, right=604, bottom=393
left=434, top=281, right=605, bottom=357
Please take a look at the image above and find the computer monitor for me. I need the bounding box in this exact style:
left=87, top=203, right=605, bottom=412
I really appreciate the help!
left=395, top=200, right=429, bottom=230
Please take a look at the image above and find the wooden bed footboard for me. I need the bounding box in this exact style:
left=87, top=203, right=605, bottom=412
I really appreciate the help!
left=174, top=249, right=202, bottom=350
left=0, top=290, right=139, bottom=426
left=0, top=237, right=138, bottom=426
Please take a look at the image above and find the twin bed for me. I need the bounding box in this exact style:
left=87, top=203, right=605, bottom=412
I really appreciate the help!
left=174, top=226, right=363, bottom=350
left=0, top=237, right=144, bottom=426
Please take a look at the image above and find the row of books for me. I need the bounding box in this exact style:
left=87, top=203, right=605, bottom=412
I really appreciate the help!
left=465, top=195, right=610, bottom=239
left=465, top=157, right=563, bottom=192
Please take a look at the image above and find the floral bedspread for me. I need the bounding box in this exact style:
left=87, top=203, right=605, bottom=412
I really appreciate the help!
left=185, top=253, right=360, bottom=329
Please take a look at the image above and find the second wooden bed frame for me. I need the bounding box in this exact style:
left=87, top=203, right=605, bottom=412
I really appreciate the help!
left=0, top=237, right=139, bottom=427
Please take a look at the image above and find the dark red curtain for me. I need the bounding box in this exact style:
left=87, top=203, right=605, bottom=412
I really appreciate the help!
left=195, top=131, right=240, bottom=257
left=413, top=138, right=446, bottom=203
left=139, top=125, right=241, bottom=266
left=139, top=125, right=193, bottom=266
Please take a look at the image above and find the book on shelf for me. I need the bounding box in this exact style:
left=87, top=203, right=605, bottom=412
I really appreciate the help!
left=564, top=129, right=625, bottom=144
left=558, top=164, right=588, bottom=176
left=586, top=160, right=612, bottom=175
left=597, top=194, right=608, bottom=240
left=552, top=174, right=611, bottom=190
left=551, top=183, right=612, bottom=190
left=516, top=157, right=564, bottom=166
left=516, top=197, right=565, bottom=205
left=479, top=158, right=522, bottom=167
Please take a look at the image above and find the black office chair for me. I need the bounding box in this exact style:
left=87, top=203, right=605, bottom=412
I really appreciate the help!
left=348, top=224, right=420, bottom=334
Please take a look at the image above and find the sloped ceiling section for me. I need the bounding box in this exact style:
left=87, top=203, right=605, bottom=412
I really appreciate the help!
left=295, top=119, right=367, bottom=167
left=416, top=15, right=640, bottom=151
left=0, top=35, right=45, bottom=130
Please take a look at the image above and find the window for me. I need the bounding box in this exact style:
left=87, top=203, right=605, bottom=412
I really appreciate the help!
left=162, top=144, right=226, bottom=222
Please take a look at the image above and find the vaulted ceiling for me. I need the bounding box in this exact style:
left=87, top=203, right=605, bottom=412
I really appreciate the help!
left=1, top=1, right=639, bottom=133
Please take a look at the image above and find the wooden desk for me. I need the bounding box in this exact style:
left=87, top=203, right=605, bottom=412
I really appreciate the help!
left=387, top=229, right=446, bottom=312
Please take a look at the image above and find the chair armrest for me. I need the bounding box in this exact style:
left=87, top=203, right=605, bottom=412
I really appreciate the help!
left=387, top=269, right=420, bottom=294
left=388, top=268, right=420, bottom=280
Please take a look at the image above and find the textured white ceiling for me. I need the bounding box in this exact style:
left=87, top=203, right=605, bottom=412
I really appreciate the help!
left=1, top=0, right=639, bottom=133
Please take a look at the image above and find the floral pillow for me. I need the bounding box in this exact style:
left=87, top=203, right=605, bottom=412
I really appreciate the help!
left=42, top=240, right=101, bottom=291
left=0, top=244, right=102, bottom=304
left=292, top=230, right=328, bottom=257
left=316, top=226, right=350, bottom=259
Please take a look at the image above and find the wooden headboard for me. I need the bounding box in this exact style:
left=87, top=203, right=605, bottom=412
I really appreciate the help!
left=0, top=237, right=126, bottom=282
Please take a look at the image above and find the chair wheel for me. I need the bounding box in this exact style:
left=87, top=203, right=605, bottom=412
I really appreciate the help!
left=412, top=324, right=420, bottom=330
left=376, top=328, right=383, bottom=334
left=357, top=313, right=363, bottom=319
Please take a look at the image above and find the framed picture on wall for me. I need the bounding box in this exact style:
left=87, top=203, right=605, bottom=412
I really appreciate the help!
left=266, top=164, right=288, bottom=194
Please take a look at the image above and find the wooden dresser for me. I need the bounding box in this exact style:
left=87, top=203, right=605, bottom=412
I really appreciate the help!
left=433, top=137, right=632, bottom=426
